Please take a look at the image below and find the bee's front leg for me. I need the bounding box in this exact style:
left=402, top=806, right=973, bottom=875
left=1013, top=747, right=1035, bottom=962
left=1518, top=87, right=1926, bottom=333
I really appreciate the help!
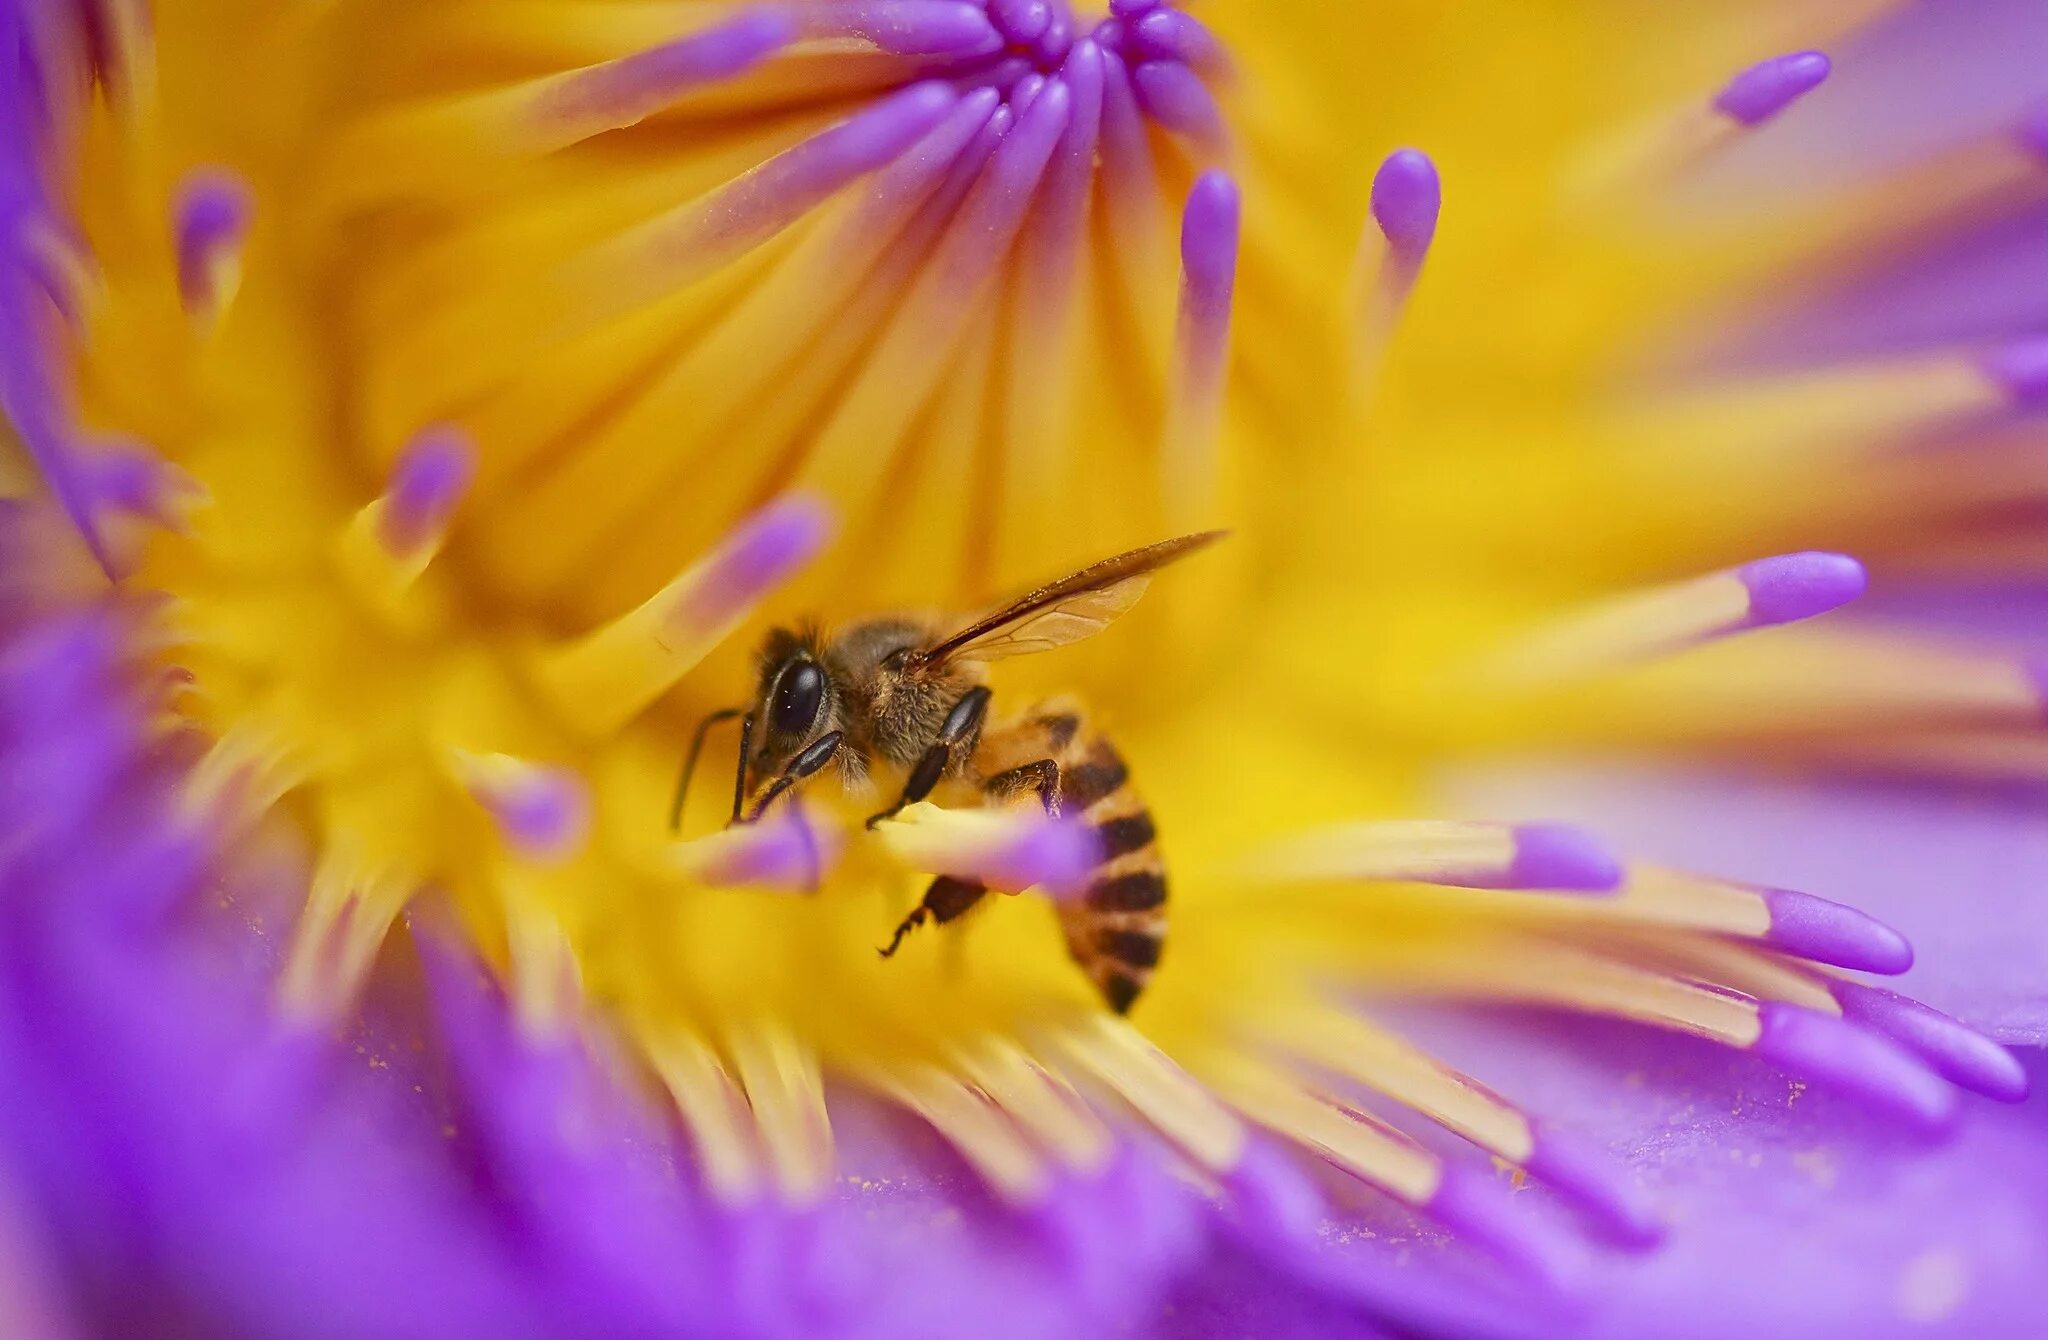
left=863, top=686, right=993, bottom=829
left=741, top=731, right=844, bottom=824
left=983, top=759, right=1062, bottom=818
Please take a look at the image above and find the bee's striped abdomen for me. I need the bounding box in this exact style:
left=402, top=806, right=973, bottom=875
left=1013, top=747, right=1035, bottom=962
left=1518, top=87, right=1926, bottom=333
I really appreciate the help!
left=978, top=698, right=1167, bottom=1015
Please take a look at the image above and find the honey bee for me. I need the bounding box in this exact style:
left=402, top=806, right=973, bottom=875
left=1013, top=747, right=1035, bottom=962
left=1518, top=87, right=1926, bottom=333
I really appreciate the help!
left=672, top=531, right=1226, bottom=1014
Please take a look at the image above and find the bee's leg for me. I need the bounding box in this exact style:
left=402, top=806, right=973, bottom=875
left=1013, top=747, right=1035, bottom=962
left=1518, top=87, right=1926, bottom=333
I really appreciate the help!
left=863, top=686, right=992, bottom=830
left=669, top=708, right=744, bottom=834
left=878, top=875, right=988, bottom=958
left=983, top=759, right=1062, bottom=818
left=740, top=731, right=843, bottom=824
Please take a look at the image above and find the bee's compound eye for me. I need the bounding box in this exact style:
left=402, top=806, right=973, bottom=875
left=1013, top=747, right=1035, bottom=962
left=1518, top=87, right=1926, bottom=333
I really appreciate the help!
left=769, top=660, right=826, bottom=738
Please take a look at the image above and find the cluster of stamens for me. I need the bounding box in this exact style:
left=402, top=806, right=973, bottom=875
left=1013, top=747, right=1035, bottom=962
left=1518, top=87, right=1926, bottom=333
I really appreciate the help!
left=7, top=2, right=2040, bottom=1322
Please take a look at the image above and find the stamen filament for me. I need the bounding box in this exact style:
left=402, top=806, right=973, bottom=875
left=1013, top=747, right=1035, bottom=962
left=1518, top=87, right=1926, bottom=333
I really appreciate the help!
left=1164, top=170, right=1241, bottom=526
left=1348, top=149, right=1439, bottom=399
left=996, top=41, right=1104, bottom=575
left=864, top=1062, right=1051, bottom=1204
left=379, top=81, right=958, bottom=433
left=728, top=1023, right=836, bottom=1204
left=649, top=1031, right=765, bottom=1203
left=1476, top=552, right=1865, bottom=689
left=1625, top=346, right=2048, bottom=471
left=1045, top=1017, right=1245, bottom=1171
left=1249, top=819, right=1623, bottom=894
left=870, top=802, right=1100, bottom=898
left=797, top=79, right=1072, bottom=517
left=326, top=10, right=797, bottom=201
left=1208, top=1055, right=1438, bottom=1204
left=1571, top=50, right=1832, bottom=200
left=278, top=849, right=404, bottom=1019
left=533, top=495, right=829, bottom=736
left=946, top=1037, right=1114, bottom=1172
left=502, top=894, right=583, bottom=1035
left=1555, top=866, right=1913, bottom=974
left=337, top=427, right=476, bottom=606
left=471, top=88, right=1005, bottom=591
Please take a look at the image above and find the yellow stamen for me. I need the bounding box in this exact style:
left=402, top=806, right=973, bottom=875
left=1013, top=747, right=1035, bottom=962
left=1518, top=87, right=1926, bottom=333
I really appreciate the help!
left=1574, top=865, right=1771, bottom=938
left=531, top=498, right=825, bottom=737
left=1045, top=1016, right=1246, bottom=1172
left=503, top=890, right=583, bottom=1035
left=1399, top=939, right=1765, bottom=1046
left=1246, top=819, right=1522, bottom=886
left=1620, top=354, right=2016, bottom=472
left=278, top=848, right=404, bottom=1019
left=1475, top=572, right=1758, bottom=689
left=728, top=1023, right=835, bottom=1205
left=1207, top=1056, right=1440, bottom=1205
left=863, top=1062, right=1050, bottom=1205
left=648, top=1030, right=764, bottom=1205
left=1261, top=1006, right=1535, bottom=1163
left=1571, top=925, right=1842, bottom=1016
left=946, top=1036, right=1115, bottom=1175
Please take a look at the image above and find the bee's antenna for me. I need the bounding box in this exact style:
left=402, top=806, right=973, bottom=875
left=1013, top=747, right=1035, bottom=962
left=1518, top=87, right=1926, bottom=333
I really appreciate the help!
left=670, top=708, right=743, bottom=835
left=730, top=711, right=755, bottom=826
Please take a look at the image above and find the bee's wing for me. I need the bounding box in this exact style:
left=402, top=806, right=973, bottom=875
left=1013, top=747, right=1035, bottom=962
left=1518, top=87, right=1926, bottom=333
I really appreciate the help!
left=914, top=531, right=1227, bottom=668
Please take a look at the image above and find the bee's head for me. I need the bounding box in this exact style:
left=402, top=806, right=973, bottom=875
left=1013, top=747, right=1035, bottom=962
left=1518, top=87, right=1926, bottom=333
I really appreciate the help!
left=748, top=624, right=833, bottom=782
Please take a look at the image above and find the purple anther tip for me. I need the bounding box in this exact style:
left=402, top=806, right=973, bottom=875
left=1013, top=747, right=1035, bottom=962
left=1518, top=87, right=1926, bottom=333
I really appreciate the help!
left=842, top=2, right=1000, bottom=58
left=1427, top=1163, right=1574, bottom=1292
left=674, top=493, right=834, bottom=634
left=1504, top=823, right=1625, bottom=894
left=1524, top=1125, right=1665, bottom=1249
left=90, top=441, right=198, bottom=526
left=1713, top=51, right=1832, bottom=127
left=2016, top=100, right=2048, bottom=163
left=379, top=426, right=476, bottom=555
left=725, top=493, right=835, bottom=591
left=1131, top=10, right=1229, bottom=75
left=706, top=808, right=835, bottom=889
left=1108, top=0, right=1162, bottom=15
left=493, top=764, right=592, bottom=862
left=1752, top=1004, right=1958, bottom=1135
left=706, top=7, right=801, bottom=67
left=1979, top=336, right=2048, bottom=408
left=1034, top=13, right=1074, bottom=66
left=990, top=0, right=1051, bottom=43
left=1736, top=551, right=1866, bottom=627
left=1131, top=59, right=1225, bottom=151
left=1180, top=170, right=1241, bottom=292
left=1833, top=983, right=2030, bottom=1103
left=996, top=816, right=1104, bottom=899
left=173, top=169, right=252, bottom=310
left=1759, top=887, right=1913, bottom=974
left=850, top=80, right=963, bottom=160
left=1370, top=148, right=1441, bottom=257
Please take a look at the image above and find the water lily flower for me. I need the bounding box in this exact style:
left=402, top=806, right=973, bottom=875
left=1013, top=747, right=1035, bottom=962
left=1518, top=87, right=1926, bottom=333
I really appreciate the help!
left=3, top=1, right=2046, bottom=1337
